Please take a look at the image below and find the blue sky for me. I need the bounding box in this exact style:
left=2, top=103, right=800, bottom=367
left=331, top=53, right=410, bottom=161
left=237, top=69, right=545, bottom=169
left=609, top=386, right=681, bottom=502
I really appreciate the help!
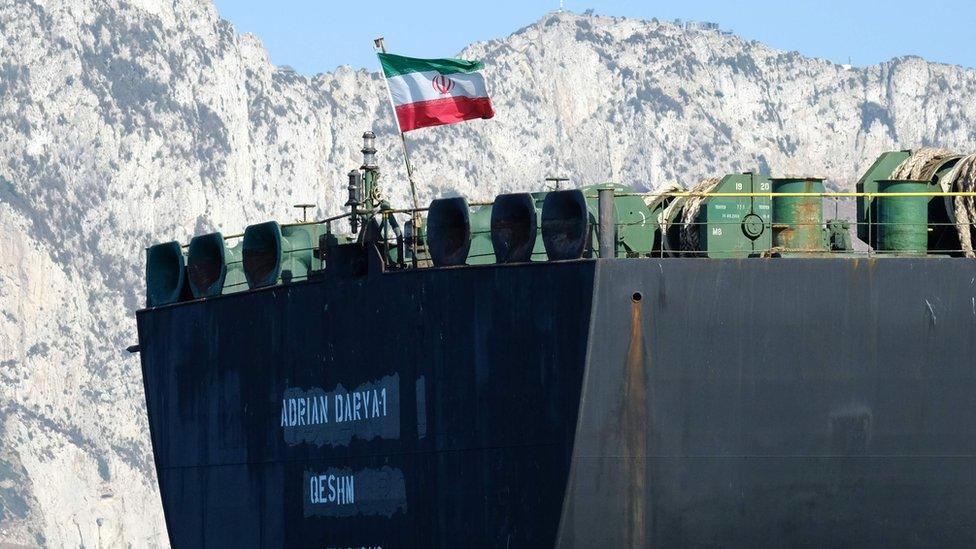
left=213, top=0, right=976, bottom=74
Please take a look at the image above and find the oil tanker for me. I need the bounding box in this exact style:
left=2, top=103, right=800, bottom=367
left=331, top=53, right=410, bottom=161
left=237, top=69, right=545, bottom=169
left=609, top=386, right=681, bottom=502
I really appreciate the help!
left=134, top=136, right=976, bottom=547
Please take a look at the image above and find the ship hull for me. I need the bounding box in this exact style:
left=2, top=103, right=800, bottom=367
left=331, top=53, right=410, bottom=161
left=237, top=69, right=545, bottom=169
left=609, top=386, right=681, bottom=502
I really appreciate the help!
left=136, top=258, right=976, bottom=547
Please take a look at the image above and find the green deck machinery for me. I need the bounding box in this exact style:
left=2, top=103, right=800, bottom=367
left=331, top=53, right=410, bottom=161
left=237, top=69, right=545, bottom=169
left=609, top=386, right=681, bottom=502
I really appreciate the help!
left=875, top=179, right=930, bottom=255
left=657, top=173, right=853, bottom=257
left=857, top=149, right=962, bottom=254
left=659, top=173, right=773, bottom=258
left=587, top=183, right=655, bottom=258
left=704, top=173, right=773, bottom=257
left=770, top=177, right=827, bottom=254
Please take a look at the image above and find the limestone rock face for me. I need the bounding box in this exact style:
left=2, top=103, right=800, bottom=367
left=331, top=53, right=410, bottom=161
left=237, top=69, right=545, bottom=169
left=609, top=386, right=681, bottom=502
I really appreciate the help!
left=1, top=1, right=974, bottom=545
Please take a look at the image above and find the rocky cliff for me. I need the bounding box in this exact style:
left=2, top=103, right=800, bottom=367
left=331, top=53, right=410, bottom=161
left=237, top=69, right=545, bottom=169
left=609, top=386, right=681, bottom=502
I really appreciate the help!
left=1, top=0, right=975, bottom=545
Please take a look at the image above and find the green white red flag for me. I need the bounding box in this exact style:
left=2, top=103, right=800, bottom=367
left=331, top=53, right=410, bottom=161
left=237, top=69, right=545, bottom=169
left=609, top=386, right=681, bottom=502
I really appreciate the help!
left=377, top=52, right=495, bottom=132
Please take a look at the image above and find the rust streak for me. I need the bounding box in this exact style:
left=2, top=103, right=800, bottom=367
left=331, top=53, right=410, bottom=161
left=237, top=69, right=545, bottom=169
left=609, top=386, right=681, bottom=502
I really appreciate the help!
left=621, top=297, right=648, bottom=547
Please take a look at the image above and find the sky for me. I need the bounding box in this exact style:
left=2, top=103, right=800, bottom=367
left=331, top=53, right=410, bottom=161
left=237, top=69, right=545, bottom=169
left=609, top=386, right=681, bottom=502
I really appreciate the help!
left=212, top=0, right=976, bottom=75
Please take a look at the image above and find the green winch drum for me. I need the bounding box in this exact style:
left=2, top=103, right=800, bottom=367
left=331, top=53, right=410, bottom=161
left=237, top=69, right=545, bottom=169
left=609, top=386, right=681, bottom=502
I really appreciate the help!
left=771, top=178, right=826, bottom=252
left=876, top=180, right=930, bottom=255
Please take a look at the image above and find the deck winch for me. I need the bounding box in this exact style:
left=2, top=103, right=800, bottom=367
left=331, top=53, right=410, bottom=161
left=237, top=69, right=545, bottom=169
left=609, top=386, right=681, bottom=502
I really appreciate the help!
left=857, top=148, right=966, bottom=254
left=659, top=173, right=773, bottom=258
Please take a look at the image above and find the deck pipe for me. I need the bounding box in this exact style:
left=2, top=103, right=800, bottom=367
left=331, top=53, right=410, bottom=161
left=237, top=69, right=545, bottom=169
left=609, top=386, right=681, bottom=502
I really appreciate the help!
left=598, top=188, right=616, bottom=258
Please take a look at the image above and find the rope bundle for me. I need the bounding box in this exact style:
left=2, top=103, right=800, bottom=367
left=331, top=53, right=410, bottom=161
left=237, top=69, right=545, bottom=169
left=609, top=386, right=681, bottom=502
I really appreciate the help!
left=892, top=148, right=976, bottom=257
left=679, top=178, right=722, bottom=252
left=891, top=147, right=955, bottom=181
left=645, top=182, right=685, bottom=234
left=941, top=154, right=976, bottom=257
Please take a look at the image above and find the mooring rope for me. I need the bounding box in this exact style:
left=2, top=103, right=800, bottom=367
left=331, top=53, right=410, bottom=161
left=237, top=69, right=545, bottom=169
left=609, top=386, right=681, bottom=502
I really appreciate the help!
left=891, top=148, right=976, bottom=256
left=645, top=182, right=685, bottom=231
left=939, top=154, right=976, bottom=257
left=640, top=149, right=976, bottom=256
left=646, top=182, right=688, bottom=256
left=891, top=147, right=955, bottom=181
left=680, top=177, right=722, bottom=251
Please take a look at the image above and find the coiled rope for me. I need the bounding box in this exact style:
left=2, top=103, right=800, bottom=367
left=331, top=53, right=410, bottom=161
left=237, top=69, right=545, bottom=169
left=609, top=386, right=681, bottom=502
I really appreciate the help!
left=891, top=147, right=955, bottom=181
left=645, top=181, right=685, bottom=233
left=680, top=178, right=722, bottom=251
left=940, top=154, right=976, bottom=257
left=648, top=182, right=689, bottom=256
left=892, top=148, right=976, bottom=257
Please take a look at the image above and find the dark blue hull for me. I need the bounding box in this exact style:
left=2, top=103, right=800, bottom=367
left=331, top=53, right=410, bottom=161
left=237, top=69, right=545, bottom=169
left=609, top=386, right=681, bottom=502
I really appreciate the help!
left=136, top=258, right=976, bottom=547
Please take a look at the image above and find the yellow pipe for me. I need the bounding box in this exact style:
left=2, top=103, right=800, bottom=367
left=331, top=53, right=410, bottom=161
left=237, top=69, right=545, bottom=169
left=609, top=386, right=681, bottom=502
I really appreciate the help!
left=607, top=192, right=976, bottom=198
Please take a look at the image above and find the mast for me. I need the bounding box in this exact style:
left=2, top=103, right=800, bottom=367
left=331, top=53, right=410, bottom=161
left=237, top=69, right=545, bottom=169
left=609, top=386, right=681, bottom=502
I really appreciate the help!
left=374, top=37, right=421, bottom=267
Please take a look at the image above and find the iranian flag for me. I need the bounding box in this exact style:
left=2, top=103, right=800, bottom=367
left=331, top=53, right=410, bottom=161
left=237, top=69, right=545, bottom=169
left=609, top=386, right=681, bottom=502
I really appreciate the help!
left=378, top=53, right=495, bottom=132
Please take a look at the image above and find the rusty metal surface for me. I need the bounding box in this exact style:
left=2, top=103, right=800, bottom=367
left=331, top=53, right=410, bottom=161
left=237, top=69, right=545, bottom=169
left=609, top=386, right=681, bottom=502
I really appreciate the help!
left=558, top=258, right=976, bottom=547
left=621, top=294, right=648, bottom=546
left=772, top=179, right=825, bottom=251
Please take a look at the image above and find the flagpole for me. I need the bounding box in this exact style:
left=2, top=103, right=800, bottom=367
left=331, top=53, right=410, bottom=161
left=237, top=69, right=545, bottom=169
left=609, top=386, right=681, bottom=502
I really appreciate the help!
left=374, top=37, right=421, bottom=267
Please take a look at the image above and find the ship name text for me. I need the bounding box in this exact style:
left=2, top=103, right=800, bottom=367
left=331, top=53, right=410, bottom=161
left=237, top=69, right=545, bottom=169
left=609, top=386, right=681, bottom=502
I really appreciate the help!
left=280, top=374, right=400, bottom=447
left=309, top=473, right=355, bottom=506
left=281, top=387, right=388, bottom=427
